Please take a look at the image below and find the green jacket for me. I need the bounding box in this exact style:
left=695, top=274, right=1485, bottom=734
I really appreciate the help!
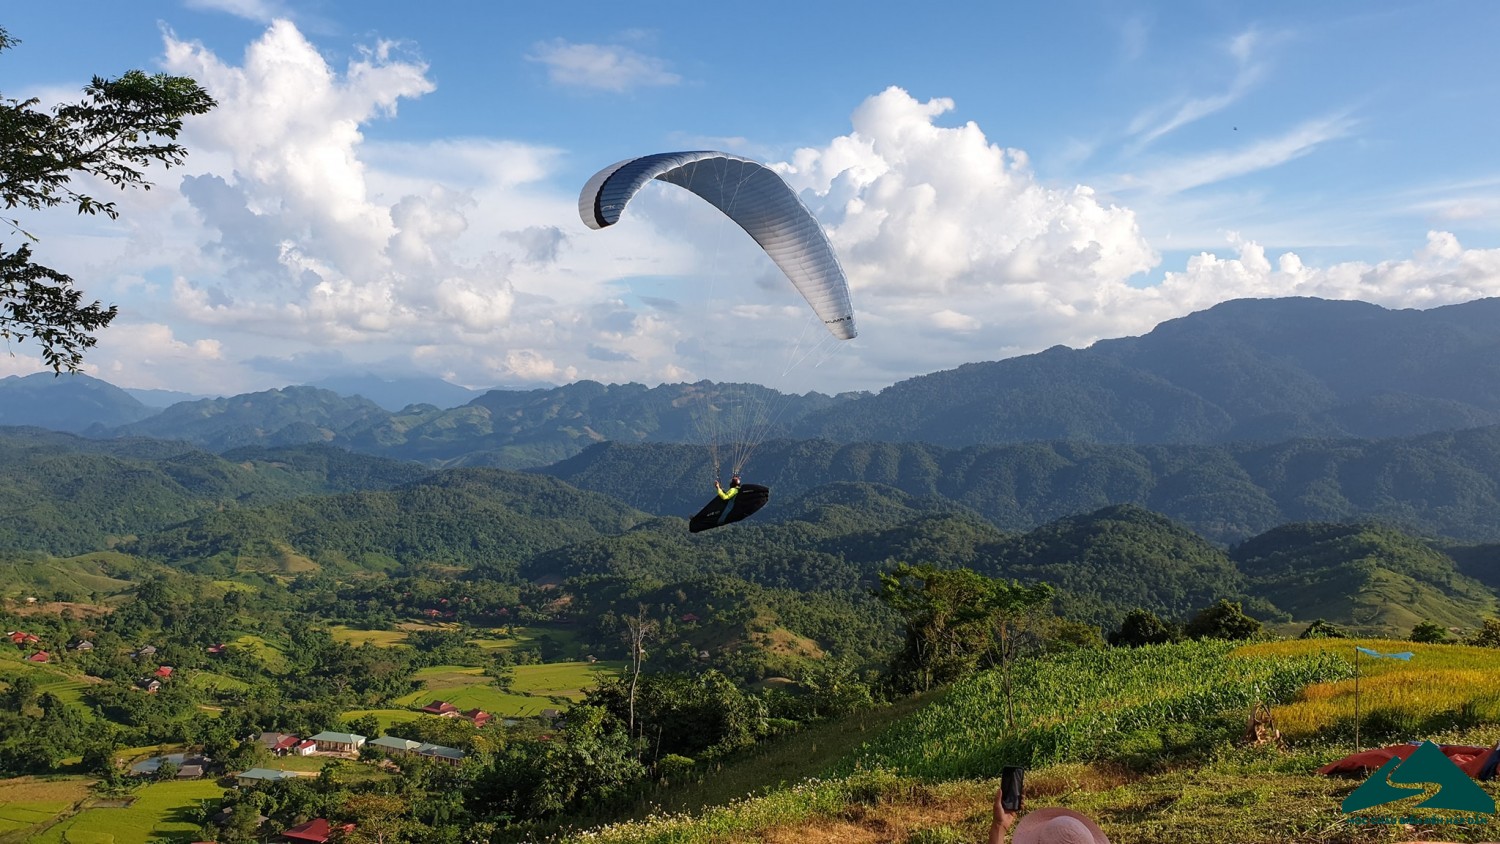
left=716, top=485, right=739, bottom=500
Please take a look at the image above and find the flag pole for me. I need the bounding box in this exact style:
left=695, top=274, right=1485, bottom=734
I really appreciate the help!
left=1353, top=645, right=1361, bottom=754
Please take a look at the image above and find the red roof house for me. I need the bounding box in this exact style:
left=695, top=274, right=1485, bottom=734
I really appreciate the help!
left=26, top=651, right=49, bottom=663
left=154, top=666, right=174, bottom=678
left=463, top=708, right=491, bottom=728
left=421, top=701, right=459, bottom=717
left=278, top=818, right=355, bottom=843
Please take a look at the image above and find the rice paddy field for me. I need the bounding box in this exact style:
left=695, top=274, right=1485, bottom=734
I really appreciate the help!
left=341, top=707, right=426, bottom=731
left=0, top=654, right=103, bottom=715
left=185, top=670, right=249, bottom=694
left=328, top=625, right=410, bottom=647
left=0, top=777, right=91, bottom=843
left=232, top=633, right=288, bottom=673
left=1237, top=639, right=1500, bottom=742
left=327, top=621, right=589, bottom=656
left=384, top=660, right=625, bottom=717
left=569, top=639, right=1500, bottom=844
left=508, top=660, right=625, bottom=700
left=29, top=779, right=224, bottom=844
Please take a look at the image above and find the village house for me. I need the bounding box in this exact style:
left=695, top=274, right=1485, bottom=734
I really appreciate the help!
left=71, top=640, right=93, bottom=651
left=132, top=645, right=157, bottom=659
left=367, top=736, right=422, bottom=757
left=258, top=732, right=300, bottom=755
left=138, top=678, right=162, bottom=693
left=154, top=666, right=174, bottom=679
left=462, top=708, right=491, bottom=728
left=420, top=701, right=459, bottom=717
left=7, top=631, right=40, bottom=647
left=206, top=643, right=226, bottom=655
left=307, top=731, right=365, bottom=754
left=26, top=651, right=49, bottom=663
left=293, top=739, right=317, bottom=756
left=235, top=768, right=300, bottom=786
left=129, top=753, right=210, bottom=777
left=278, top=818, right=355, bottom=844
left=417, top=743, right=466, bottom=766
left=367, top=737, right=466, bottom=766
left=540, top=708, right=561, bottom=720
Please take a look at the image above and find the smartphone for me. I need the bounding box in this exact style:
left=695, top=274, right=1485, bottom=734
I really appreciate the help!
left=1001, top=765, right=1025, bottom=812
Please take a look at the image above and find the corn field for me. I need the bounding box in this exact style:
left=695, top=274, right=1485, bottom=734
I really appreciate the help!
left=839, top=640, right=1350, bottom=780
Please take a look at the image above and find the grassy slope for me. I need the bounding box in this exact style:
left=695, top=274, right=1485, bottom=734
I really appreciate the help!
left=567, top=640, right=1500, bottom=844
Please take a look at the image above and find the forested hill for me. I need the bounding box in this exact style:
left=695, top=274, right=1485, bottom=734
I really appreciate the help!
left=1, top=425, right=1496, bottom=632
left=539, top=424, right=1500, bottom=544
left=0, top=432, right=430, bottom=555
left=794, top=297, right=1500, bottom=445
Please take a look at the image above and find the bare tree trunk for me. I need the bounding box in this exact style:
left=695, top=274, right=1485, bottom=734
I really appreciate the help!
left=622, top=603, right=656, bottom=744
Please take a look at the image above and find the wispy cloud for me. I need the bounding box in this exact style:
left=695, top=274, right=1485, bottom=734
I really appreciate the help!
left=182, top=0, right=287, bottom=23
left=526, top=39, right=680, bottom=92
left=1123, top=112, right=1356, bottom=195
left=1117, top=14, right=1150, bottom=63
left=1126, top=28, right=1269, bottom=150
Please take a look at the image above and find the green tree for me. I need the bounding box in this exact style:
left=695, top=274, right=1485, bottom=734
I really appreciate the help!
left=1299, top=619, right=1348, bottom=639
left=1466, top=618, right=1500, bottom=648
left=221, top=800, right=265, bottom=844
left=339, top=793, right=419, bottom=844
left=345, top=714, right=380, bottom=741
left=877, top=563, right=1051, bottom=693
left=1107, top=609, right=1177, bottom=647
left=4, top=673, right=37, bottom=711
left=1410, top=620, right=1450, bottom=643
left=1183, top=599, right=1261, bottom=641
left=154, top=759, right=180, bottom=782
left=0, top=26, right=215, bottom=370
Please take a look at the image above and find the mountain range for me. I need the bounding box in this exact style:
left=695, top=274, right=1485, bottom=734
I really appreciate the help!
left=9, top=297, right=1500, bottom=467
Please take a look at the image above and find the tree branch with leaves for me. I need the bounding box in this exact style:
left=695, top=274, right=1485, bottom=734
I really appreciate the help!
left=1, top=26, right=215, bottom=371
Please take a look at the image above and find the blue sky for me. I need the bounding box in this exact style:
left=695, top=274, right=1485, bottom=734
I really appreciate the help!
left=4, top=0, right=1499, bottom=396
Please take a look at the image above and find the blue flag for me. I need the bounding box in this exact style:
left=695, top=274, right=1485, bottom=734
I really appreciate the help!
left=1356, top=646, right=1413, bottom=660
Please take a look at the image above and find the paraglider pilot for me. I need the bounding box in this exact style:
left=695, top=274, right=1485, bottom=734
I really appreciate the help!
left=715, top=475, right=741, bottom=500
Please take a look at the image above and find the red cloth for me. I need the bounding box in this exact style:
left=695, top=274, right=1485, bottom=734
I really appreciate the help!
left=1318, top=744, right=1494, bottom=777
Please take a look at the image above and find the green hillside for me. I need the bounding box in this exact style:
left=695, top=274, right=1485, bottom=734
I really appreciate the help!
left=125, top=467, right=653, bottom=578
left=540, top=425, right=1500, bottom=544
left=1233, top=523, right=1499, bottom=632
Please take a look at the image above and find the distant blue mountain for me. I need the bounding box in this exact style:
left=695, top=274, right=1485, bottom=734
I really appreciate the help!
left=307, top=373, right=499, bottom=411
left=0, top=373, right=156, bottom=432
left=123, top=387, right=219, bottom=408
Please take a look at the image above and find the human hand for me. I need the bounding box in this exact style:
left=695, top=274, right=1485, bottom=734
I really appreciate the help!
left=990, top=786, right=1016, bottom=843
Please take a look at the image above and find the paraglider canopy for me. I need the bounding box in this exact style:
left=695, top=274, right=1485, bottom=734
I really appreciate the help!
left=578, top=151, right=856, bottom=340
